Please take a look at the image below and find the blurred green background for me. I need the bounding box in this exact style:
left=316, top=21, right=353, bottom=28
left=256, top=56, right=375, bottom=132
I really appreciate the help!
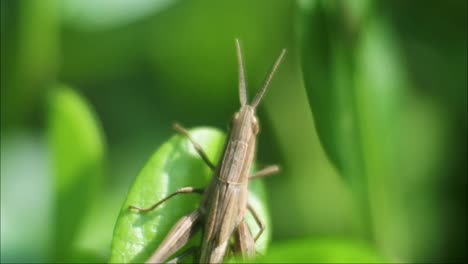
left=1, top=0, right=466, bottom=263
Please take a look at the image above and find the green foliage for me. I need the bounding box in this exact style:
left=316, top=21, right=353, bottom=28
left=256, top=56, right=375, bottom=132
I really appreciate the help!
left=110, top=128, right=271, bottom=263
left=1, top=0, right=59, bottom=127
left=299, top=1, right=430, bottom=260
left=300, top=0, right=406, bottom=194
left=47, top=86, right=105, bottom=261
left=255, top=238, right=384, bottom=263
left=2, top=0, right=466, bottom=263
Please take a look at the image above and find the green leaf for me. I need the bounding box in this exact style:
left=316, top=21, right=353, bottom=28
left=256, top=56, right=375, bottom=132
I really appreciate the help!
left=47, top=86, right=105, bottom=261
left=299, top=1, right=408, bottom=247
left=298, top=0, right=370, bottom=189
left=110, top=128, right=271, bottom=263
left=353, top=16, right=410, bottom=261
left=255, top=238, right=384, bottom=263
left=2, top=0, right=59, bottom=127
left=298, top=0, right=372, bottom=238
left=62, top=0, right=177, bottom=30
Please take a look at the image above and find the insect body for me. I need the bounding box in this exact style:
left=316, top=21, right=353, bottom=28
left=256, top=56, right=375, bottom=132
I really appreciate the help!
left=130, top=39, right=285, bottom=263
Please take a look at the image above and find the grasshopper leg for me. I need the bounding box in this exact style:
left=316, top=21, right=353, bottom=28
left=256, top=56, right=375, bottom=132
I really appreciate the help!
left=232, top=220, right=256, bottom=260
left=129, top=187, right=204, bottom=212
left=247, top=204, right=265, bottom=242
left=173, top=122, right=216, bottom=171
left=147, top=210, right=201, bottom=263
left=249, top=165, right=279, bottom=179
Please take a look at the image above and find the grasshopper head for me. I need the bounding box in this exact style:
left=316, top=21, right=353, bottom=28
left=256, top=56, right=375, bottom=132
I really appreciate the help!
left=231, top=106, right=259, bottom=136
left=230, top=39, right=285, bottom=139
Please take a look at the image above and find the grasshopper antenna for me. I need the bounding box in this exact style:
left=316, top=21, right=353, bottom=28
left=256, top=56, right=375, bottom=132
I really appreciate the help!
left=235, top=38, right=248, bottom=106
left=251, top=48, right=286, bottom=109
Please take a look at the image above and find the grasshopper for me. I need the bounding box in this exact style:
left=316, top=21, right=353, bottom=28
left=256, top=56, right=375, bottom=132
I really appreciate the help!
left=129, top=39, right=285, bottom=263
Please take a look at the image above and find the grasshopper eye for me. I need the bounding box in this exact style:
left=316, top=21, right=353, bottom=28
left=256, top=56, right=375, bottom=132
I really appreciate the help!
left=229, top=112, right=240, bottom=128
left=252, top=116, right=259, bottom=134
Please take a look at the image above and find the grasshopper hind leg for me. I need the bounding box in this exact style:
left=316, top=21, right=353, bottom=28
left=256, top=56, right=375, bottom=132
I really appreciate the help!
left=146, top=210, right=202, bottom=263
left=232, top=220, right=256, bottom=260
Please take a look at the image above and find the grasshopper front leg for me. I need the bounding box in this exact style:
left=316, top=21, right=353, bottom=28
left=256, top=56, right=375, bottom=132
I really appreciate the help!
left=173, top=123, right=216, bottom=171
left=147, top=210, right=202, bottom=263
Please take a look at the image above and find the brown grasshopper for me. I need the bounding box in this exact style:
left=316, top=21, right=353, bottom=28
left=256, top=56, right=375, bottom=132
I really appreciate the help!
left=129, top=39, right=285, bottom=263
